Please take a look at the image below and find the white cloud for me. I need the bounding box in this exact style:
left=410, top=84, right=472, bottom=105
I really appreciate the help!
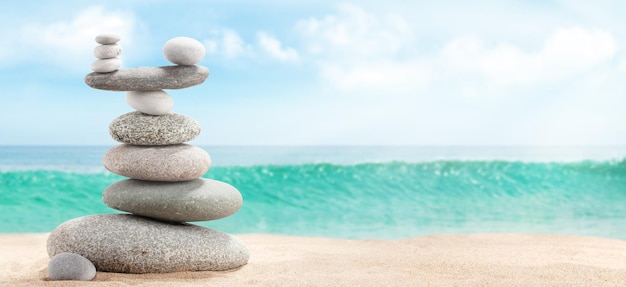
left=12, top=6, right=135, bottom=71
left=294, top=3, right=425, bottom=93
left=206, top=28, right=249, bottom=59
left=257, top=32, right=299, bottom=62
left=441, top=27, right=617, bottom=85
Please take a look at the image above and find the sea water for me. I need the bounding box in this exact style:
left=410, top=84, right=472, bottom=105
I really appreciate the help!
left=1, top=146, right=625, bottom=239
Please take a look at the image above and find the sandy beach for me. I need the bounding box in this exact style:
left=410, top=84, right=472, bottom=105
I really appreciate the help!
left=2, top=233, right=626, bottom=286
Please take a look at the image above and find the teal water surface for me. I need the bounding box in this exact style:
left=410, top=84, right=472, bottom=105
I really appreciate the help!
left=1, top=151, right=625, bottom=239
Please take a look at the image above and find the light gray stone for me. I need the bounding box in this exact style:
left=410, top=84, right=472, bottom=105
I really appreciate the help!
left=103, top=144, right=211, bottom=181
left=47, top=252, right=96, bottom=281
left=47, top=214, right=249, bottom=273
left=162, top=37, right=206, bottom=65
left=109, top=111, right=199, bottom=145
left=94, top=44, right=122, bottom=59
left=91, top=58, right=121, bottom=73
left=125, top=90, right=173, bottom=115
left=103, top=178, right=243, bottom=222
left=84, top=65, right=209, bottom=91
left=95, top=34, right=120, bottom=45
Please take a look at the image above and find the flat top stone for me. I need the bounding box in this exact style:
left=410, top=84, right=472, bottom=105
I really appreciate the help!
left=96, top=34, right=120, bottom=44
left=85, top=65, right=209, bottom=91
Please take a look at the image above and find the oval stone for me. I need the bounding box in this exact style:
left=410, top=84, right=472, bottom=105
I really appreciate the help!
left=91, top=58, right=121, bottom=73
left=109, top=111, right=200, bottom=145
left=94, top=44, right=122, bottom=59
left=103, top=178, right=243, bottom=222
left=125, top=90, right=173, bottom=115
left=162, top=37, right=206, bottom=65
left=47, top=214, right=249, bottom=273
left=103, top=144, right=211, bottom=181
left=84, top=65, right=209, bottom=91
left=95, top=33, right=120, bottom=45
left=48, top=252, right=96, bottom=281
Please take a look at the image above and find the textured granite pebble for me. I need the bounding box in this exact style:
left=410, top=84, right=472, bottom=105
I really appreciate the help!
left=125, top=90, right=173, bottom=115
left=95, top=34, right=120, bottom=45
left=47, top=252, right=96, bottom=281
left=162, top=37, right=206, bottom=65
left=84, top=65, right=209, bottom=91
left=109, top=111, right=199, bottom=145
left=103, top=144, right=211, bottom=181
left=47, top=214, right=249, bottom=273
left=94, top=44, right=122, bottom=59
left=103, top=178, right=243, bottom=222
left=91, top=58, right=121, bottom=73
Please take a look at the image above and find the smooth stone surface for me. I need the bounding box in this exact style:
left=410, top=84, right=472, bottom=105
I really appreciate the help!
left=109, top=111, right=199, bottom=145
left=125, top=90, right=173, bottom=115
left=47, top=214, right=249, bottom=273
left=103, top=144, right=211, bottom=181
left=85, top=65, right=209, bottom=91
left=91, top=58, right=121, bottom=73
left=47, top=252, right=96, bottom=281
left=162, top=37, right=206, bottom=65
left=94, top=43, right=122, bottom=59
left=103, top=178, right=243, bottom=222
left=95, top=34, right=121, bottom=45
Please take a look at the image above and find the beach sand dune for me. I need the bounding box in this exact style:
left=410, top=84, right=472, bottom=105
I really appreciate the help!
left=2, top=233, right=626, bottom=286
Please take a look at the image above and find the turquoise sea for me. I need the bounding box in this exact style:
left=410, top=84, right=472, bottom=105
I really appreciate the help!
left=1, top=146, right=626, bottom=239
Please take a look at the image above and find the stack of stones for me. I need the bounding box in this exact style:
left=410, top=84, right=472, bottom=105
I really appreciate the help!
left=46, top=35, right=249, bottom=275
left=91, top=34, right=123, bottom=73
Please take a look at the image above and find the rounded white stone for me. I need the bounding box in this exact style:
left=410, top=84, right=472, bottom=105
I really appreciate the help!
left=94, top=44, right=122, bottom=59
left=91, top=58, right=121, bottom=73
left=95, top=34, right=120, bottom=45
left=125, top=90, right=173, bottom=115
left=162, top=37, right=205, bottom=65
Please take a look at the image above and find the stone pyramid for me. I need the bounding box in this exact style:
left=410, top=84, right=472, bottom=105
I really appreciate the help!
left=46, top=34, right=249, bottom=274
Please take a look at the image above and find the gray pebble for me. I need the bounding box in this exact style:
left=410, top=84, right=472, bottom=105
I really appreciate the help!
left=84, top=65, right=209, bottom=91
left=94, top=44, right=122, bottom=59
left=95, top=34, right=120, bottom=45
left=47, top=214, right=249, bottom=273
left=91, top=58, right=121, bottom=73
left=47, top=252, right=96, bottom=281
left=109, top=111, right=199, bottom=145
left=103, top=178, right=243, bottom=222
left=103, top=144, right=211, bottom=181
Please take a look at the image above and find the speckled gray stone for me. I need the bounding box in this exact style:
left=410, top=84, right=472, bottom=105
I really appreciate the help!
left=109, top=112, right=199, bottom=145
left=103, top=178, right=242, bottom=222
left=85, top=65, right=209, bottom=91
left=103, top=144, right=211, bottom=181
left=47, top=214, right=249, bottom=273
left=47, top=252, right=96, bottom=281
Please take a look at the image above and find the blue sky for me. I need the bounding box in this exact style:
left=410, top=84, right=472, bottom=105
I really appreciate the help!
left=1, top=0, right=626, bottom=146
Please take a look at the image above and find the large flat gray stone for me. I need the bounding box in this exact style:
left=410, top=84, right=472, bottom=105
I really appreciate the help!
left=85, top=65, right=209, bottom=91
left=109, top=112, right=200, bottom=145
left=103, top=144, right=211, bottom=181
left=103, top=178, right=243, bottom=222
left=47, top=214, right=249, bottom=273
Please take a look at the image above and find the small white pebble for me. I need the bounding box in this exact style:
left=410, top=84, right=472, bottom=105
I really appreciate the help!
left=95, top=34, right=121, bottom=45
left=162, top=37, right=205, bottom=65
